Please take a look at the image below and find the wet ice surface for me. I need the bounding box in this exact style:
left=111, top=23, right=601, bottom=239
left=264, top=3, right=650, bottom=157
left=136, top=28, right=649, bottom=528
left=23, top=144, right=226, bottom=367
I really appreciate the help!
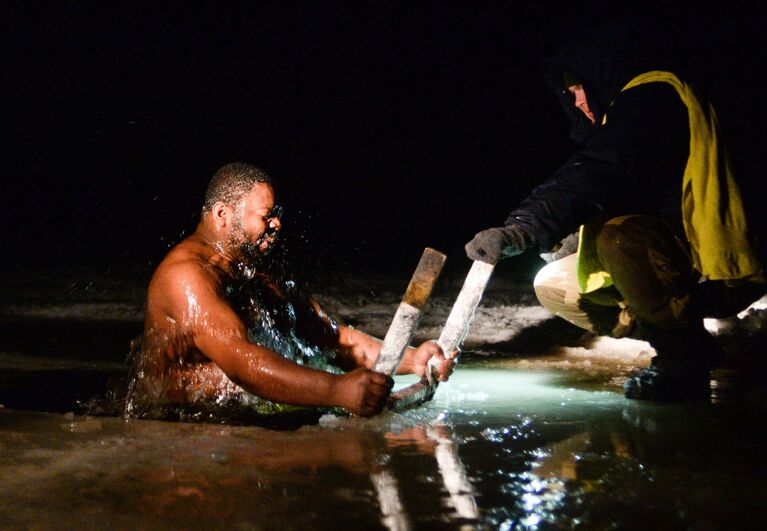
left=2, top=270, right=767, bottom=529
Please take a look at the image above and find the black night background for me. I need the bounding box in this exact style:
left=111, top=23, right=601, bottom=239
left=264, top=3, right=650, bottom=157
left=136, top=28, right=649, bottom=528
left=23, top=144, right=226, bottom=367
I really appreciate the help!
left=4, top=1, right=766, bottom=282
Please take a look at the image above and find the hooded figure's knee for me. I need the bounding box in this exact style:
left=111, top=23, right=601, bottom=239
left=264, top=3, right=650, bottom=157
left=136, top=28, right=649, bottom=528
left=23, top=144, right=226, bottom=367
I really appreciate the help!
left=594, top=215, right=673, bottom=265
left=595, top=216, right=640, bottom=261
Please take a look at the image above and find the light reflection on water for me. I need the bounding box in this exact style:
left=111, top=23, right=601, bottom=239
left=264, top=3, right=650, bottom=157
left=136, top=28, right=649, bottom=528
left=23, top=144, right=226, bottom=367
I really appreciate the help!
left=2, top=360, right=767, bottom=530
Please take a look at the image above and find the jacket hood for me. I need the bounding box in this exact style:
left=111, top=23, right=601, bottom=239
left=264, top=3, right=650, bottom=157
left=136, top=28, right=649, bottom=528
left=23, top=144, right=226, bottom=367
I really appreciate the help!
left=541, top=25, right=644, bottom=142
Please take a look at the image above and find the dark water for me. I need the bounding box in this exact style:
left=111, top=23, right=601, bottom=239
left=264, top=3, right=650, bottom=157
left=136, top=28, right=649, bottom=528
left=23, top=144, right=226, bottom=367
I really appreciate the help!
left=2, top=357, right=767, bottom=530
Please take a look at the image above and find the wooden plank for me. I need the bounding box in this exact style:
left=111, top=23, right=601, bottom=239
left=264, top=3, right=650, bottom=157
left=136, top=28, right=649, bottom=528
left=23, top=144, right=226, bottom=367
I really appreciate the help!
left=371, top=248, right=446, bottom=376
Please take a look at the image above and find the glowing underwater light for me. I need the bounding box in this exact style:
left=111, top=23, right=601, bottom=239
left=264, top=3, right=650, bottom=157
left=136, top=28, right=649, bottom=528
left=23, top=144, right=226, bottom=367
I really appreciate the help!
left=434, top=369, right=598, bottom=402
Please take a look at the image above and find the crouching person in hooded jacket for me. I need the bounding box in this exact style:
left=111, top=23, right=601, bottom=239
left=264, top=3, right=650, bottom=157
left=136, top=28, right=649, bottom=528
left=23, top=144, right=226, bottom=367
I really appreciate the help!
left=466, top=26, right=765, bottom=400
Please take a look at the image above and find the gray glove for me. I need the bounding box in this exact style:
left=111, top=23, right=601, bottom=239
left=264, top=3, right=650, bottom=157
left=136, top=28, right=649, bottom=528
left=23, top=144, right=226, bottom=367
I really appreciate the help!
left=465, top=225, right=534, bottom=264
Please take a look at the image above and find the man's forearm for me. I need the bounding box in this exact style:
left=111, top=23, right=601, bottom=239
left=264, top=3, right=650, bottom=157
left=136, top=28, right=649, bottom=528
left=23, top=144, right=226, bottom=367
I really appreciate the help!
left=337, top=325, right=419, bottom=375
left=393, top=346, right=420, bottom=375
left=198, top=335, right=342, bottom=408
left=336, top=325, right=383, bottom=370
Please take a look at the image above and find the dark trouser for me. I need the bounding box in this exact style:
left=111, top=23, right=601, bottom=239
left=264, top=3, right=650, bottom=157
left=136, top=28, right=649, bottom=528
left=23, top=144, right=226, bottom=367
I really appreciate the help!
left=595, top=215, right=696, bottom=329
left=591, top=215, right=763, bottom=364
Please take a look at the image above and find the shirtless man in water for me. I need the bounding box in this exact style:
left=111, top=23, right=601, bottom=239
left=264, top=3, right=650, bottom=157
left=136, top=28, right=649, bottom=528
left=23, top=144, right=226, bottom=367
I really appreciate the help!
left=138, top=162, right=453, bottom=417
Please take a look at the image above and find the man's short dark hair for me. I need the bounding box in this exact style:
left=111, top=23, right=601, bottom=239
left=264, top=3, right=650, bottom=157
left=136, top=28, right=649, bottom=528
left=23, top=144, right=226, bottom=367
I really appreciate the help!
left=202, top=162, right=273, bottom=214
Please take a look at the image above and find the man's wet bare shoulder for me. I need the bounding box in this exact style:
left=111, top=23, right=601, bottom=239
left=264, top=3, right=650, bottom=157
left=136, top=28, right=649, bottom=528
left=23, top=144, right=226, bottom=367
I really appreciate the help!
left=144, top=234, right=234, bottom=346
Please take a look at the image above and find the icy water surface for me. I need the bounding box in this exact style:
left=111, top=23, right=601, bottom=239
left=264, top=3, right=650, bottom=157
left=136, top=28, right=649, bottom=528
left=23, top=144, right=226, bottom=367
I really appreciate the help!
left=2, top=358, right=767, bottom=530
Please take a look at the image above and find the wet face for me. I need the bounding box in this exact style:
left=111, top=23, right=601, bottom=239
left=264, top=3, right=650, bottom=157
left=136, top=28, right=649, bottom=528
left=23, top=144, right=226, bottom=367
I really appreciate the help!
left=567, top=84, right=596, bottom=124
left=227, top=183, right=282, bottom=264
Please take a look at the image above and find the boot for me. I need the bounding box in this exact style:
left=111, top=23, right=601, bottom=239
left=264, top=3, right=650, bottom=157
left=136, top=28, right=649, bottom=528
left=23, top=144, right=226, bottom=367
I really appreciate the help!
left=623, top=321, right=720, bottom=401
left=623, top=360, right=711, bottom=401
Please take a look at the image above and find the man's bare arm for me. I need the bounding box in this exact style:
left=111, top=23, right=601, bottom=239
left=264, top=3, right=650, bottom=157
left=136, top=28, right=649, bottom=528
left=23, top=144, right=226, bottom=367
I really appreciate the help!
left=336, top=324, right=454, bottom=381
left=155, top=263, right=392, bottom=416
